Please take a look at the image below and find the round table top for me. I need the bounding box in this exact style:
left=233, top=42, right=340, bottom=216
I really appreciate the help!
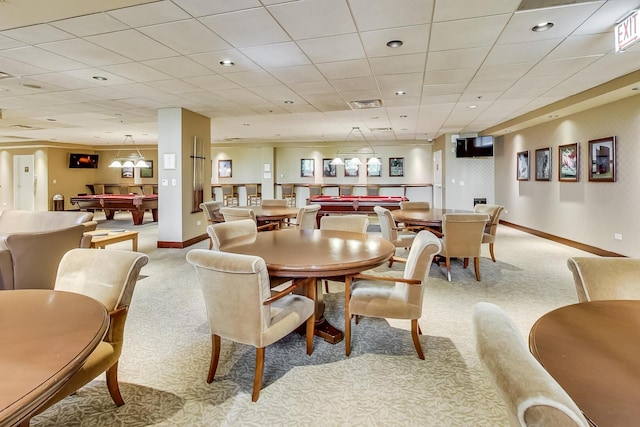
left=392, top=208, right=470, bottom=226
left=0, top=289, right=109, bottom=426
left=224, top=228, right=395, bottom=278
left=248, top=206, right=298, bottom=221
left=529, top=300, right=640, bottom=427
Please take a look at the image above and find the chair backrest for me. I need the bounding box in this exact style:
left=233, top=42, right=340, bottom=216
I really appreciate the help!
left=441, top=213, right=489, bottom=257
left=400, top=201, right=430, bottom=210
left=186, top=249, right=272, bottom=347
left=320, top=215, right=369, bottom=234
left=296, top=205, right=320, bottom=230
left=374, top=206, right=397, bottom=241
left=309, top=185, right=322, bottom=196
left=200, top=200, right=224, bottom=223
left=472, top=302, right=589, bottom=427
left=55, top=248, right=149, bottom=312
left=221, top=184, right=235, bottom=196
left=567, top=257, right=640, bottom=302
left=207, top=219, right=257, bottom=251
left=93, top=184, right=105, bottom=195
left=401, top=230, right=442, bottom=306
left=142, top=184, right=156, bottom=195
left=246, top=183, right=259, bottom=195
left=281, top=183, right=295, bottom=197
left=261, top=199, right=287, bottom=207
left=339, top=185, right=353, bottom=196
left=473, top=204, right=505, bottom=235
left=366, top=185, right=380, bottom=196
left=220, top=207, right=256, bottom=223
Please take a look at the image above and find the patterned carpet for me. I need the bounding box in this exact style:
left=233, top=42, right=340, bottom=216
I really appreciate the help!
left=30, top=212, right=594, bottom=426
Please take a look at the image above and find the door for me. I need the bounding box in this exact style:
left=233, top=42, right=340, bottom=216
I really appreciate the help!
left=13, top=155, right=35, bottom=210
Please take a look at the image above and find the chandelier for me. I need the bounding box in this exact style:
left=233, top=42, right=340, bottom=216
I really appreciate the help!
left=330, top=127, right=381, bottom=166
left=108, top=134, right=149, bottom=168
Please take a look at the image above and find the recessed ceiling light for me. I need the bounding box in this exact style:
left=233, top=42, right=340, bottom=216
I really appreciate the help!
left=468, top=105, right=477, bottom=109
left=400, top=115, right=407, bottom=118
left=92, top=76, right=107, bottom=81
left=46, top=118, right=56, bottom=121
left=220, top=60, right=235, bottom=67
left=532, top=22, right=554, bottom=32
left=632, top=87, right=639, bottom=91
left=386, top=40, right=403, bottom=48
left=243, top=123, right=250, bottom=126
left=284, top=100, right=293, bottom=104
left=22, top=83, right=41, bottom=89
left=395, top=90, right=406, bottom=96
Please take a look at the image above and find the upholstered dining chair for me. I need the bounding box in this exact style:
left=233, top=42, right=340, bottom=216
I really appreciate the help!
left=284, top=204, right=320, bottom=230
left=207, top=219, right=257, bottom=251
left=472, top=302, right=590, bottom=427
left=220, top=207, right=278, bottom=231
left=36, top=248, right=149, bottom=414
left=319, top=214, right=370, bottom=293
left=344, top=230, right=441, bottom=359
left=374, top=206, right=419, bottom=266
left=439, top=213, right=489, bottom=281
left=281, top=183, right=296, bottom=207
left=399, top=201, right=431, bottom=210
left=473, top=204, right=505, bottom=262
left=567, top=257, right=640, bottom=302
left=261, top=199, right=287, bottom=207
left=186, top=249, right=315, bottom=401
left=246, top=184, right=261, bottom=206
left=200, top=201, right=224, bottom=249
left=221, top=184, right=238, bottom=206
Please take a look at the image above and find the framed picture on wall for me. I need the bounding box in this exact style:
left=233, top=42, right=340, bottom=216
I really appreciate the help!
left=516, top=151, right=529, bottom=181
left=389, top=157, right=404, bottom=177
left=322, top=159, right=336, bottom=177
left=367, top=158, right=382, bottom=177
left=588, top=136, right=616, bottom=182
left=140, top=160, right=153, bottom=178
left=558, top=143, right=579, bottom=182
left=218, top=159, right=232, bottom=178
left=121, top=167, right=133, bottom=178
left=535, top=148, right=551, bottom=181
left=344, top=158, right=359, bottom=177
left=300, top=158, right=314, bottom=177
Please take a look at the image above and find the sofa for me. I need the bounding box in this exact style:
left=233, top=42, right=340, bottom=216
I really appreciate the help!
left=0, top=210, right=98, bottom=290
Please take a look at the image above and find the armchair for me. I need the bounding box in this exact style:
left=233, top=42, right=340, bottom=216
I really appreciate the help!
left=344, top=230, right=441, bottom=359
left=246, top=183, right=261, bottom=206
left=472, top=302, right=589, bottom=427
left=374, top=206, right=419, bottom=266
left=261, top=199, right=287, bottom=207
left=186, top=249, right=315, bottom=401
left=207, top=219, right=257, bottom=251
left=221, top=184, right=238, bottom=206
left=473, top=204, right=505, bottom=262
left=220, top=207, right=278, bottom=231
left=281, top=183, right=296, bottom=207
left=439, top=213, right=489, bottom=281
left=284, top=205, right=320, bottom=230
left=36, top=248, right=149, bottom=414
left=567, top=257, right=640, bottom=302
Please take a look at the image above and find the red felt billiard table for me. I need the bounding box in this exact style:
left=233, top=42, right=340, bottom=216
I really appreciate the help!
left=70, top=194, right=158, bottom=225
left=306, top=195, right=408, bottom=226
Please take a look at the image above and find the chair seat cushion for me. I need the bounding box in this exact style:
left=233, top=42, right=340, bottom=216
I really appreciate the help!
left=262, top=294, right=314, bottom=347
left=482, top=233, right=495, bottom=244
left=349, top=279, right=421, bottom=319
left=394, top=232, right=416, bottom=248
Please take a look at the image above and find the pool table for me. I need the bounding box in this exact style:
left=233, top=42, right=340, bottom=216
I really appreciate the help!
left=307, top=195, right=408, bottom=227
left=70, top=194, right=158, bottom=225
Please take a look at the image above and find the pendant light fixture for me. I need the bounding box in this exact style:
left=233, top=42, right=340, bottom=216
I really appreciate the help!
left=108, top=134, right=149, bottom=168
left=330, top=127, right=381, bottom=165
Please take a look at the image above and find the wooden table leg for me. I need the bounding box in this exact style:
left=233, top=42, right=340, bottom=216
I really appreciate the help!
left=313, top=278, right=344, bottom=344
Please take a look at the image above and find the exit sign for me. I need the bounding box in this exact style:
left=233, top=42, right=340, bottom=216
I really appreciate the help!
left=615, top=10, right=639, bottom=52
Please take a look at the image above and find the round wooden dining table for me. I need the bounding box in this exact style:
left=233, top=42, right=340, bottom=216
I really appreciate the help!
left=392, top=208, right=470, bottom=227
left=223, top=228, right=395, bottom=343
left=529, top=300, right=640, bottom=427
left=248, top=206, right=298, bottom=226
left=0, top=289, right=109, bottom=427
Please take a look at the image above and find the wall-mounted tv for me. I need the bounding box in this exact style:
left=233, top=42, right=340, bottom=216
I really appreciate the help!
left=456, top=136, right=494, bottom=158
left=69, top=153, right=99, bottom=169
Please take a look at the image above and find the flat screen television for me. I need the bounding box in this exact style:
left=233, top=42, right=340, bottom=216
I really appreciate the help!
left=456, top=136, right=494, bottom=158
left=69, top=153, right=99, bottom=169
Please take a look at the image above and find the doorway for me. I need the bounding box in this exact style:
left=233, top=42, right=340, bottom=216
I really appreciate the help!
left=13, top=155, right=35, bottom=210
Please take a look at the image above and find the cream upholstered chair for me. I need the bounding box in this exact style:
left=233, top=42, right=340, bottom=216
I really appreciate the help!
left=319, top=215, right=370, bottom=293
left=207, top=219, right=257, bottom=251
left=200, top=201, right=224, bottom=249
left=567, top=257, right=640, bottom=302
left=220, top=207, right=278, bottom=231
left=186, top=249, right=315, bottom=402
left=281, top=183, right=296, bottom=207
left=36, top=248, right=149, bottom=414
left=261, top=199, right=287, bottom=207
left=439, top=213, right=489, bottom=281
left=221, top=184, right=238, bottom=206
left=472, top=302, right=590, bottom=427
left=399, top=201, right=431, bottom=210
left=246, top=183, right=261, bottom=206
left=374, top=205, right=418, bottom=266
left=285, top=204, right=320, bottom=230
left=344, top=230, right=441, bottom=359
left=473, top=204, right=505, bottom=262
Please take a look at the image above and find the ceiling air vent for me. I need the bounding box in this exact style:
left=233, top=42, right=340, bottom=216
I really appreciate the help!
left=349, top=99, right=382, bottom=109
left=11, top=124, right=43, bottom=130
left=370, top=127, right=393, bottom=132
left=517, top=0, right=599, bottom=11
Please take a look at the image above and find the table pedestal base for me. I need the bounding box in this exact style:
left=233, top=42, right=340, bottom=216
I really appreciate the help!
left=314, top=316, right=343, bottom=344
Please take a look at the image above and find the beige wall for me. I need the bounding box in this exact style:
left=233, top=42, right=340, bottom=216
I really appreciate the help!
left=495, top=95, right=640, bottom=257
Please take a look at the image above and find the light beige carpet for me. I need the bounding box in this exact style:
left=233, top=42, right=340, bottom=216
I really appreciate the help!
left=30, top=212, right=593, bottom=426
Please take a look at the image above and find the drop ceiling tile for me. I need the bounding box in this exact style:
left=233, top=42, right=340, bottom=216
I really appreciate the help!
left=422, top=83, right=466, bottom=96
left=381, top=95, right=422, bottom=107
left=546, top=33, right=612, bottom=59
left=107, top=1, right=191, bottom=27
left=0, top=46, right=87, bottom=71
left=50, top=12, right=130, bottom=37
left=172, top=0, right=262, bottom=17
left=360, top=25, right=430, bottom=58
left=426, top=46, right=491, bottom=71
left=425, top=68, right=476, bottom=85
left=0, top=35, right=26, bottom=49
left=338, top=89, right=383, bottom=102
left=138, top=19, right=231, bottom=54
left=376, top=73, right=424, bottom=92
left=61, top=68, right=133, bottom=85
left=249, top=84, right=306, bottom=104
left=99, top=62, right=172, bottom=82
left=267, top=65, right=325, bottom=84
left=143, top=56, right=212, bottom=78
left=39, top=38, right=131, bottom=66
left=188, top=50, right=261, bottom=74
left=225, top=70, right=281, bottom=87
left=466, top=78, right=518, bottom=92
left=0, top=56, right=50, bottom=76
left=0, top=24, right=73, bottom=44
left=484, top=38, right=561, bottom=66
left=144, top=79, right=201, bottom=94
left=184, top=74, right=241, bottom=91
left=267, top=0, right=356, bottom=40
left=430, top=15, right=510, bottom=51
left=349, top=0, right=433, bottom=31
left=288, top=80, right=335, bottom=95
left=433, top=0, right=519, bottom=21
left=199, top=8, right=290, bottom=48
left=86, top=29, right=179, bottom=61
left=473, top=63, right=533, bottom=81
left=24, top=73, right=94, bottom=90
left=297, top=33, right=365, bottom=63
left=330, top=76, right=377, bottom=92
left=370, top=53, right=426, bottom=76
left=240, top=42, right=310, bottom=68
left=573, top=0, right=638, bottom=35
left=316, top=59, right=372, bottom=79
left=527, top=56, right=600, bottom=77
left=301, top=93, right=348, bottom=111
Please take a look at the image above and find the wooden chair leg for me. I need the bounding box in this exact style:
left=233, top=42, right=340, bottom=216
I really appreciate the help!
left=324, top=280, right=329, bottom=293
left=345, top=276, right=352, bottom=356
left=411, top=319, right=425, bottom=360
left=207, top=334, right=221, bottom=384
left=463, top=257, right=469, bottom=268
left=418, top=323, right=423, bottom=335
left=252, top=347, right=265, bottom=402
left=489, top=243, right=496, bottom=262
left=106, top=361, right=125, bottom=406
left=474, top=257, right=481, bottom=281
left=355, top=314, right=360, bottom=325
left=208, top=237, right=213, bottom=250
